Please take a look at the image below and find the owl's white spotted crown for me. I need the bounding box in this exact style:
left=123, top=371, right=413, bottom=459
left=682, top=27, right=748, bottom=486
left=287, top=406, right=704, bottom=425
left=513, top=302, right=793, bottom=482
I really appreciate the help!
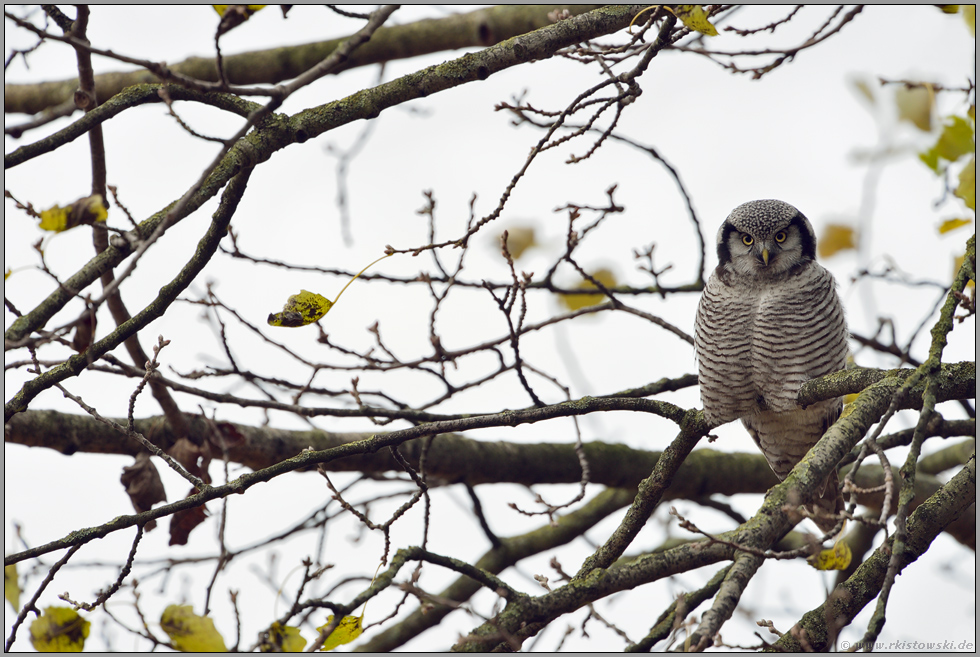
left=720, top=199, right=814, bottom=241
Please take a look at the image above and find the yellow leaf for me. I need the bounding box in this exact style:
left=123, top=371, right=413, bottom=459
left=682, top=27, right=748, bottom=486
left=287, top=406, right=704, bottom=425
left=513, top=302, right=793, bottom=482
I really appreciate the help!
left=501, top=226, right=537, bottom=259
left=936, top=5, right=960, bottom=15
left=955, top=155, right=975, bottom=211
left=213, top=4, right=265, bottom=17
left=953, top=253, right=976, bottom=289
left=38, top=206, right=69, bottom=232
left=807, top=538, right=852, bottom=571
left=317, top=614, right=363, bottom=651
left=4, top=563, right=20, bottom=611
left=963, top=4, right=975, bottom=35
left=261, top=622, right=307, bottom=652
left=29, top=606, right=90, bottom=652
left=160, top=604, right=228, bottom=652
left=843, top=393, right=859, bottom=406
left=268, top=290, right=333, bottom=327
left=37, top=195, right=107, bottom=233
left=919, top=115, right=975, bottom=173
left=670, top=5, right=718, bottom=36
left=938, top=218, right=974, bottom=234
left=559, top=268, right=618, bottom=311
left=896, top=85, right=934, bottom=132
left=817, top=224, right=857, bottom=258
left=4, top=268, right=11, bottom=281
left=267, top=254, right=391, bottom=327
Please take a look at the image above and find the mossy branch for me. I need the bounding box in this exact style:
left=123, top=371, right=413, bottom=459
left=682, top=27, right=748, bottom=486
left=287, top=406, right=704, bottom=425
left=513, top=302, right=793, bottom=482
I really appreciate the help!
left=5, top=6, right=602, bottom=116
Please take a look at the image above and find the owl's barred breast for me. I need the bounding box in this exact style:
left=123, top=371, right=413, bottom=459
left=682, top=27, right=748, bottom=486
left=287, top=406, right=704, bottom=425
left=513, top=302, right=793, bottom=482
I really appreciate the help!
left=695, top=261, right=846, bottom=426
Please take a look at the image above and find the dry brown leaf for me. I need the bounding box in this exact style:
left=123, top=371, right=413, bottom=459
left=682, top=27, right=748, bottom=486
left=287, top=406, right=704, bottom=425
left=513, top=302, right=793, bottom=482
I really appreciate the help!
left=119, top=452, right=166, bottom=531
left=170, top=489, right=209, bottom=546
left=168, top=437, right=212, bottom=484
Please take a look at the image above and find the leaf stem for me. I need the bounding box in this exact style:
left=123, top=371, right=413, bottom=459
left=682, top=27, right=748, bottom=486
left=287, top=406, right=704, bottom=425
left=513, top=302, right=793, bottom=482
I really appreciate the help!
left=331, top=253, right=393, bottom=307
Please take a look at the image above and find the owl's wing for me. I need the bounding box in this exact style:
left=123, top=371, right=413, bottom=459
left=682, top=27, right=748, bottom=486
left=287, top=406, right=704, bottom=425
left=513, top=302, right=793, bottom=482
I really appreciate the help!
left=695, top=274, right=759, bottom=425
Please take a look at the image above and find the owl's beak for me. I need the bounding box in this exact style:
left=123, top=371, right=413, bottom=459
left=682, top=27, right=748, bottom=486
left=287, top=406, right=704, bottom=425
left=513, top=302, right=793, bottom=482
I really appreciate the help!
left=760, top=247, right=770, bottom=266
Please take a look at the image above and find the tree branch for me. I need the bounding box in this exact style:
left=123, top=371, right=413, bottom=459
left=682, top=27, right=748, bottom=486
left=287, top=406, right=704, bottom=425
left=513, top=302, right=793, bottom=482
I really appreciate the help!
left=4, top=5, right=604, bottom=116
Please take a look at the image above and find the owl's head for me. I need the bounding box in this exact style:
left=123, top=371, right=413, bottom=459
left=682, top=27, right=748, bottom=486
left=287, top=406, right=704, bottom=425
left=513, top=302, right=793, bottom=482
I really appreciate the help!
left=715, top=199, right=817, bottom=280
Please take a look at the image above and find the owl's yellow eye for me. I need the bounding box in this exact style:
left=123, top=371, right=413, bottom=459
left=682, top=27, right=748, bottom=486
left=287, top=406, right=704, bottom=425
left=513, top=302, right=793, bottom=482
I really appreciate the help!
left=741, top=235, right=754, bottom=246
left=774, top=231, right=787, bottom=243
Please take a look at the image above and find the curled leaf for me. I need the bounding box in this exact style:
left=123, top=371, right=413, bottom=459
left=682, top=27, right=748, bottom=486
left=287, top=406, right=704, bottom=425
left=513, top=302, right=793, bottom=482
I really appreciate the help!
left=670, top=5, right=719, bottom=36
left=214, top=5, right=266, bottom=35
left=261, top=622, right=307, bottom=652
left=317, top=614, right=363, bottom=651
left=938, top=217, right=974, bottom=234
left=120, top=452, right=167, bottom=531
left=169, top=489, right=209, bottom=546
left=807, top=538, right=853, bottom=571
left=268, top=290, right=333, bottom=327
left=160, top=604, right=227, bottom=652
left=70, top=306, right=98, bottom=353
left=29, top=606, right=90, bottom=652
left=38, top=195, right=107, bottom=233
left=168, top=437, right=212, bottom=482
left=267, top=254, right=391, bottom=328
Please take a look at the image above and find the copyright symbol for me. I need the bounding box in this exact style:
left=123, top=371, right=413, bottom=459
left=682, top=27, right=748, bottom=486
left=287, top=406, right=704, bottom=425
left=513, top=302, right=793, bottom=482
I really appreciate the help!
left=840, top=641, right=850, bottom=650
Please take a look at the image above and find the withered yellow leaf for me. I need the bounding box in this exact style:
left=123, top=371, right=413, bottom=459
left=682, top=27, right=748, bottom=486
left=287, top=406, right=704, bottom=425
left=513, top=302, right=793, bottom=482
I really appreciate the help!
left=938, top=217, right=974, bottom=234
left=29, top=606, right=90, bottom=652
left=213, top=4, right=265, bottom=17
left=38, top=195, right=107, bottom=233
left=317, top=613, right=364, bottom=651
left=807, top=538, right=853, bottom=571
left=261, top=622, right=307, bottom=652
left=160, top=604, right=227, bottom=652
left=955, top=155, right=975, bottom=211
left=953, top=253, right=976, bottom=289
left=919, top=115, right=975, bottom=173
left=559, top=268, right=618, bottom=311
left=896, top=85, right=934, bottom=132
left=268, top=290, right=333, bottom=327
left=267, top=254, right=391, bottom=327
left=817, top=224, right=857, bottom=258
left=670, top=5, right=719, bottom=36
left=501, top=226, right=537, bottom=259
left=4, top=564, right=20, bottom=612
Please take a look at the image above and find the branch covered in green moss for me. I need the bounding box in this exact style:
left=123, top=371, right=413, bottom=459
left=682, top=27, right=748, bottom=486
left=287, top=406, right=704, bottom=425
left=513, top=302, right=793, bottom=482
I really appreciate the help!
left=4, top=5, right=603, bottom=116
left=771, top=455, right=976, bottom=652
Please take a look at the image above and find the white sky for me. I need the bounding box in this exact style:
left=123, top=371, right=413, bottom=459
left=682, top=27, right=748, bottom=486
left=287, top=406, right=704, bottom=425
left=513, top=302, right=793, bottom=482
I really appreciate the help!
left=4, top=5, right=976, bottom=652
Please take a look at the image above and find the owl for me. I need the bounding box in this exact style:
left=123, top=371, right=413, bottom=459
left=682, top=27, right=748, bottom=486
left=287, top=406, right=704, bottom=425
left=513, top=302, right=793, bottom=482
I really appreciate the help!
left=694, top=199, right=848, bottom=533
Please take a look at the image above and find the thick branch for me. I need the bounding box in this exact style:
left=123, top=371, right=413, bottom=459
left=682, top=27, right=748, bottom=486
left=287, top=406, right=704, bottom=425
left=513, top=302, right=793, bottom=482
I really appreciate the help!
left=451, top=364, right=974, bottom=650
left=771, top=455, right=976, bottom=652
left=4, top=5, right=602, bottom=116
